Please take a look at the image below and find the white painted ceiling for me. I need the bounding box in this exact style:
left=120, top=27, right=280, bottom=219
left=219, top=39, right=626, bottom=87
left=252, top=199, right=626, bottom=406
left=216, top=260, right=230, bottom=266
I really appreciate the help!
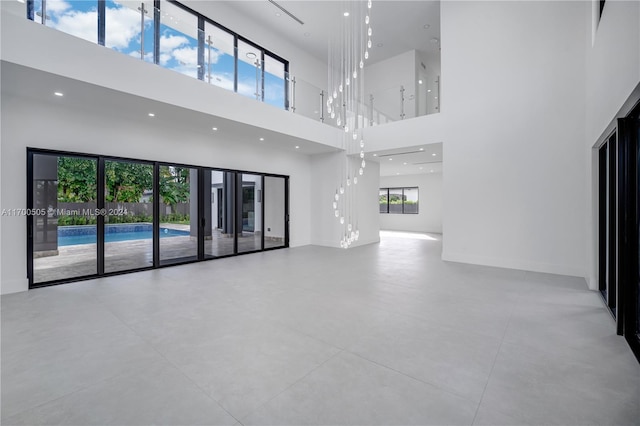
left=0, top=61, right=338, bottom=156
left=369, top=142, right=442, bottom=176
left=221, top=0, right=441, bottom=67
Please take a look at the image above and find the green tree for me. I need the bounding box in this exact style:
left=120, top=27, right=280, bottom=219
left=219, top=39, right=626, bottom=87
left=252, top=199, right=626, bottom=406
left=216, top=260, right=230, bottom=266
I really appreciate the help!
left=57, top=157, right=97, bottom=202
left=159, top=166, right=190, bottom=209
left=104, top=162, right=153, bottom=202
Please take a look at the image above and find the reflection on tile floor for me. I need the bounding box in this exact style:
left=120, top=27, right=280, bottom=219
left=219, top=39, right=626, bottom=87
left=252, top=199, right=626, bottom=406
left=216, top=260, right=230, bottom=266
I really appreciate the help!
left=4, top=232, right=639, bottom=425
left=33, top=227, right=284, bottom=283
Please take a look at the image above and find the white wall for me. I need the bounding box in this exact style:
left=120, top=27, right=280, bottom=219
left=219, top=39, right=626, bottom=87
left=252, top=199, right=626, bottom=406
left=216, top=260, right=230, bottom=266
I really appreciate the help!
left=584, top=0, right=640, bottom=289
left=365, top=50, right=417, bottom=120
left=380, top=173, right=442, bottom=234
left=0, top=94, right=313, bottom=294
left=440, top=1, right=587, bottom=277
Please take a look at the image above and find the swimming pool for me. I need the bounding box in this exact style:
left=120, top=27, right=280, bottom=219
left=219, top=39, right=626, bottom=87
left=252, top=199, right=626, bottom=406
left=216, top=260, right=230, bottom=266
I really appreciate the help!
left=58, top=224, right=190, bottom=246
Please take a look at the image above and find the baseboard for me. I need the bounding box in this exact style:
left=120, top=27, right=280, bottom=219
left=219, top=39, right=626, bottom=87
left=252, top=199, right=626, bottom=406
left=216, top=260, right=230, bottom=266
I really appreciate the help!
left=441, top=251, right=586, bottom=278
left=1, top=277, right=29, bottom=295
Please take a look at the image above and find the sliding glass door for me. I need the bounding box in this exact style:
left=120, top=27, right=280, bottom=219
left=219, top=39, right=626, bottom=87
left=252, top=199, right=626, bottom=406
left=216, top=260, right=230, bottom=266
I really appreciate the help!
left=30, top=152, right=98, bottom=284
left=237, top=173, right=262, bottom=253
left=205, top=170, right=235, bottom=258
left=264, top=176, right=287, bottom=249
left=159, top=165, right=198, bottom=264
left=103, top=159, right=154, bottom=273
left=28, top=149, right=289, bottom=288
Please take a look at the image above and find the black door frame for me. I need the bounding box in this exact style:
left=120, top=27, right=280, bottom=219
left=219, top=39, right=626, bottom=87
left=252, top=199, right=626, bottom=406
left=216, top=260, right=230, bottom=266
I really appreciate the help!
left=26, top=147, right=290, bottom=289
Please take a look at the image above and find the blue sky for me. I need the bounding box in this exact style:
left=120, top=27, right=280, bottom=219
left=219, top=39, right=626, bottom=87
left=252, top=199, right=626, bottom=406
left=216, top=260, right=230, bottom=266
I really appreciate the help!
left=38, top=0, right=285, bottom=107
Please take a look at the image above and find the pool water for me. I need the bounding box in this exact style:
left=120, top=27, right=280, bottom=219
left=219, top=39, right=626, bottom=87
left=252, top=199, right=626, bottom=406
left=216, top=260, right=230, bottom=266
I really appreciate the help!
left=58, top=225, right=190, bottom=246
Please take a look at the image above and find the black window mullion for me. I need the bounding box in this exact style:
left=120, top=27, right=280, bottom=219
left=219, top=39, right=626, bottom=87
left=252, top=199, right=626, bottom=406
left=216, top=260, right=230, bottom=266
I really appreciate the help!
left=98, top=0, right=105, bottom=46
left=234, top=172, right=239, bottom=254
left=233, top=36, right=239, bottom=93
left=153, top=163, right=160, bottom=267
left=197, top=168, right=205, bottom=259
left=154, top=0, right=161, bottom=65
left=284, top=177, right=290, bottom=247
left=27, top=0, right=34, bottom=20
left=260, top=50, right=265, bottom=102
left=197, top=16, right=205, bottom=81
left=261, top=175, right=265, bottom=250
left=26, top=150, right=34, bottom=286
left=97, top=157, right=105, bottom=276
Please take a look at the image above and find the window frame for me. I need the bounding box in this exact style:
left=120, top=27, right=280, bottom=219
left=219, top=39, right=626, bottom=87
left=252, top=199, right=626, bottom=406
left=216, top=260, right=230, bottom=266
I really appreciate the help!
left=379, top=187, right=419, bottom=214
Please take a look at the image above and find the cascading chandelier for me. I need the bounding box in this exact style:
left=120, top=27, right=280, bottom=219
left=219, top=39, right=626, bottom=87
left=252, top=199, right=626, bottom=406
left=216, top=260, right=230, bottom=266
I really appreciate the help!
left=328, top=0, right=372, bottom=249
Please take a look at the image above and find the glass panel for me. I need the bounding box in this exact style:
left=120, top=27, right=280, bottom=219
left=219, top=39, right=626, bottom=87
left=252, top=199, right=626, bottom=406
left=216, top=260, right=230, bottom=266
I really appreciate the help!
left=379, top=189, right=388, bottom=213
left=159, top=165, right=197, bottom=264
left=104, top=160, right=154, bottom=273
left=237, top=40, right=262, bottom=101
left=205, top=170, right=235, bottom=258
left=159, top=1, right=199, bottom=78
left=388, top=188, right=403, bottom=214
left=404, top=188, right=419, bottom=214
left=264, top=54, right=286, bottom=109
left=33, top=154, right=97, bottom=283
left=106, top=0, right=155, bottom=63
left=204, top=22, right=235, bottom=91
left=43, top=0, right=98, bottom=44
left=264, top=176, right=286, bottom=249
left=238, top=173, right=262, bottom=253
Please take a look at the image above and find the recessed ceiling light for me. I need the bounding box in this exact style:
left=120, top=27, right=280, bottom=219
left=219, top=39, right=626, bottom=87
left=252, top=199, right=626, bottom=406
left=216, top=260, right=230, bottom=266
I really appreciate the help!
left=419, top=167, right=423, bottom=170
left=148, top=113, right=155, bottom=117
left=389, top=158, right=393, bottom=161
left=212, top=127, right=218, bottom=131
left=54, top=92, right=64, bottom=97
left=434, top=96, right=438, bottom=99
left=423, top=24, right=430, bottom=29
left=275, top=12, right=281, bottom=16
left=418, top=80, right=423, bottom=85
left=246, top=52, right=257, bottom=59
left=428, top=89, right=432, bottom=93
left=396, top=173, right=400, bottom=175
left=373, top=154, right=377, bottom=157
left=432, top=153, right=437, bottom=156
left=377, top=43, right=383, bottom=47
left=403, top=162, right=407, bottom=165
left=295, top=145, right=300, bottom=149
left=430, top=37, right=439, bottom=44
left=343, top=12, right=350, bottom=17
left=259, top=137, right=264, bottom=141
left=430, top=169, right=434, bottom=173
left=419, top=148, right=424, bottom=151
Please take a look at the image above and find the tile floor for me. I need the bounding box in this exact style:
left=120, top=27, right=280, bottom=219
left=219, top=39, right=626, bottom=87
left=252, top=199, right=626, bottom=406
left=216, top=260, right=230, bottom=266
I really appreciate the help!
left=2, top=231, right=639, bottom=425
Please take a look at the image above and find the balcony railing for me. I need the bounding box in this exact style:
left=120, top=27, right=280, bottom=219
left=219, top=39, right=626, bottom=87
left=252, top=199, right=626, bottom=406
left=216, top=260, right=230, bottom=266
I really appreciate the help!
left=23, top=0, right=439, bottom=131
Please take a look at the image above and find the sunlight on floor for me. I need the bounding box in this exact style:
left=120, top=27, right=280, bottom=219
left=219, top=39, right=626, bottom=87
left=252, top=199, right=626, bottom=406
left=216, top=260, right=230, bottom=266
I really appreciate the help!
left=379, top=230, right=440, bottom=241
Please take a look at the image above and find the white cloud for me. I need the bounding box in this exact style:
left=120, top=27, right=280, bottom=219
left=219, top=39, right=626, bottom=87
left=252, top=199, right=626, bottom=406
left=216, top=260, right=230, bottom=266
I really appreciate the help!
left=204, top=48, right=221, bottom=66
left=172, top=46, right=197, bottom=67
left=46, top=0, right=71, bottom=15
left=104, top=5, right=144, bottom=50
left=159, top=34, right=188, bottom=54
left=52, top=9, right=98, bottom=43
left=159, top=53, right=172, bottom=66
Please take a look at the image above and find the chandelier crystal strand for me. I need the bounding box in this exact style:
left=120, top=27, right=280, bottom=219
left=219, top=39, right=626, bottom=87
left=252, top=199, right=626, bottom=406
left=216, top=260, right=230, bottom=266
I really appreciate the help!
left=331, top=0, right=371, bottom=247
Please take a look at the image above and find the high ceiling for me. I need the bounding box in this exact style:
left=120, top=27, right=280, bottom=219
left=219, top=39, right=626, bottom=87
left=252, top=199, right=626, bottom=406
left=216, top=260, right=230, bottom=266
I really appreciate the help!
left=369, top=143, right=442, bottom=176
left=222, top=0, right=441, bottom=67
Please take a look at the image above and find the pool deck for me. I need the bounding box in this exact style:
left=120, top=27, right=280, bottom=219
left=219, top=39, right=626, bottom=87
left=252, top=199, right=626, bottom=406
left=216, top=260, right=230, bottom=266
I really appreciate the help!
left=33, top=226, right=285, bottom=284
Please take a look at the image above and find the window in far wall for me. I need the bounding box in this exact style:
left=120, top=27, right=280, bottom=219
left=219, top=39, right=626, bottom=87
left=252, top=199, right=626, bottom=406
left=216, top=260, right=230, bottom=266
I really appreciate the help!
left=379, top=187, right=419, bottom=214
